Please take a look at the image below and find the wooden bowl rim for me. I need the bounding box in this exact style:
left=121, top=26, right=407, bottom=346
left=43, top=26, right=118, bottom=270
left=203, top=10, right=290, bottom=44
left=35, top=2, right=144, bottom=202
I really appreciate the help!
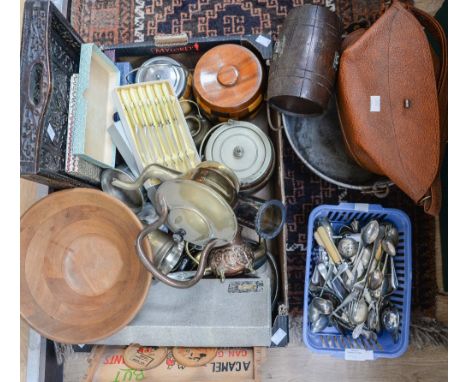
left=20, top=188, right=152, bottom=344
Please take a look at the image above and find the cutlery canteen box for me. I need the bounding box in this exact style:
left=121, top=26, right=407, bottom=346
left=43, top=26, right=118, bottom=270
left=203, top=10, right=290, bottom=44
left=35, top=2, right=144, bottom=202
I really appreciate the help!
left=20, top=0, right=289, bottom=349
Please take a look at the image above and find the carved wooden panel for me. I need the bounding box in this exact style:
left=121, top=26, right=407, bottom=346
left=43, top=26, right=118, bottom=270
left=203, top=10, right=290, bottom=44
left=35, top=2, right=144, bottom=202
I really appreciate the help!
left=20, top=0, right=90, bottom=188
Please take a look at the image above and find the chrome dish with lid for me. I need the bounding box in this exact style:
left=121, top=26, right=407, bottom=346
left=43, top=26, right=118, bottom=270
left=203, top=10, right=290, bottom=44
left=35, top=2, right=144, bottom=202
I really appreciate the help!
left=203, top=120, right=275, bottom=193
left=135, top=56, right=190, bottom=99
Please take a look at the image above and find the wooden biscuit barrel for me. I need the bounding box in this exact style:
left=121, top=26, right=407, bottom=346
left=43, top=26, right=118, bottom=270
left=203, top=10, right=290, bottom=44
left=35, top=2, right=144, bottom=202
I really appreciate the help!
left=267, top=5, right=341, bottom=116
left=193, top=44, right=264, bottom=122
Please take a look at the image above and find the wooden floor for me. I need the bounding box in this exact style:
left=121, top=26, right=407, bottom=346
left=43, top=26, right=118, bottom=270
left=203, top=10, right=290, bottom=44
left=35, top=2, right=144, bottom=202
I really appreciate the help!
left=262, top=345, right=447, bottom=382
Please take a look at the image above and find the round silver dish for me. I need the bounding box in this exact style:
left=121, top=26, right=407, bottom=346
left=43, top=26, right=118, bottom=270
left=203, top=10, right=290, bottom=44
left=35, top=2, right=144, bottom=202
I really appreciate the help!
left=135, top=56, right=188, bottom=98
left=204, top=120, right=274, bottom=193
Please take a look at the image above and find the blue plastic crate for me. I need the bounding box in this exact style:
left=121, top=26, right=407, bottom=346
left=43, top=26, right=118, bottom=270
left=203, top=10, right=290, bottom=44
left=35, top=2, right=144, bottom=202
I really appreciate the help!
left=303, top=203, right=412, bottom=360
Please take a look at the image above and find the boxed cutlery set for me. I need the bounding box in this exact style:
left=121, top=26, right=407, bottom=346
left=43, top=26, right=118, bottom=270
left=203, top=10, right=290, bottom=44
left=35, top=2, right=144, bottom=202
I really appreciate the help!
left=20, top=0, right=447, bottom=372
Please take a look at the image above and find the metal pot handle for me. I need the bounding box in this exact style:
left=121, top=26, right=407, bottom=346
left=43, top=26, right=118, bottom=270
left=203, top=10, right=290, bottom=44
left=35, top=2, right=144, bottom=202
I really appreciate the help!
left=360, top=182, right=392, bottom=199
left=136, top=195, right=218, bottom=288
left=266, top=103, right=283, bottom=131
left=179, top=99, right=203, bottom=119
left=185, top=114, right=202, bottom=137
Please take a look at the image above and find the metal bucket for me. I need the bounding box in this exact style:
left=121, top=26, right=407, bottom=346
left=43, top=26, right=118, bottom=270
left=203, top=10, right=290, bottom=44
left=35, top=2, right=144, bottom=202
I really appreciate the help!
left=267, top=5, right=341, bottom=116
left=282, top=95, right=392, bottom=195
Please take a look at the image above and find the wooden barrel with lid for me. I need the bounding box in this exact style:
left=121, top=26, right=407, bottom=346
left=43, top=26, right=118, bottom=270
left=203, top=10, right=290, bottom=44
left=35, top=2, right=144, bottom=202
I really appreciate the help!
left=193, top=44, right=264, bottom=121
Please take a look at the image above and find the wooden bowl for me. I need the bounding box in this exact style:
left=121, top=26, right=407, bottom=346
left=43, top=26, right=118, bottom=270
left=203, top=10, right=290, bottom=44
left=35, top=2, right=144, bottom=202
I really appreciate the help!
left=20, top=188, right=152, bottom=344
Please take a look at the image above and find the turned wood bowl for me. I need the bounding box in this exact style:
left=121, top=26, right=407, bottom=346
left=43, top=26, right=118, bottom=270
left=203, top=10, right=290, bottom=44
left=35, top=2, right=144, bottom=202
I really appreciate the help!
left=20, top=188, right=152, bottom=344
left=193, top=44, right=263, bottom=121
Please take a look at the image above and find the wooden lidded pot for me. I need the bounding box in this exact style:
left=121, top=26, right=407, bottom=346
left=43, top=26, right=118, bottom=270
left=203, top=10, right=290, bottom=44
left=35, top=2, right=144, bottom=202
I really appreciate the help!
left=193, top=44, right=264, bottom=121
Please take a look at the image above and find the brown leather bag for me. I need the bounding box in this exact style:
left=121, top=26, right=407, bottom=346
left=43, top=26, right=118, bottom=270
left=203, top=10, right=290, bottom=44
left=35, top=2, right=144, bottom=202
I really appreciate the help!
left=336, top=0, right=447, bottom=216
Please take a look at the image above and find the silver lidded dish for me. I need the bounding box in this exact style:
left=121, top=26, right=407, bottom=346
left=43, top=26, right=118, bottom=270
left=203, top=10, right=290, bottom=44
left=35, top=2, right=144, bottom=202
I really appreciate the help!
left=135, top=56, right=190, bottom=99
left=203, top=120, right=275, bottom=193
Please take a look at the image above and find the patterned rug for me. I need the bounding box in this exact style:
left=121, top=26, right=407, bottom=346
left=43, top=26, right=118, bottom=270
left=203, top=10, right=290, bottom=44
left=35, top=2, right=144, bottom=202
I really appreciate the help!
left=70, top=0, right=438, bottom=318
left=71, top=0, right=404, bottom=46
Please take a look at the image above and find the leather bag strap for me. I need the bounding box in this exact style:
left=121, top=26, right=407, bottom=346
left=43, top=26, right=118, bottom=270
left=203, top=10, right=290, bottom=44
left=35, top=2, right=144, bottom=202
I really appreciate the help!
left=409, top=5, right=447, bottom=140
left=407, top=4, right=447, bottom=215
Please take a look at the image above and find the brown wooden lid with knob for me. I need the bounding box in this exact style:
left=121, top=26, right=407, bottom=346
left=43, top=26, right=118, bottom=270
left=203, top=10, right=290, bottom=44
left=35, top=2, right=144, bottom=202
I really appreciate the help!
left=193, top=44, right=263, bottom=117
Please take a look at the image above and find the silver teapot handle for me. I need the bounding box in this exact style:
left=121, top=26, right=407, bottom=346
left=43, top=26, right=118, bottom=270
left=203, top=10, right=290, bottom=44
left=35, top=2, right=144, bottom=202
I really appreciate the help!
left=112, top=163, right=182, bottom=191
left=136, top=194, right=217, bottom=288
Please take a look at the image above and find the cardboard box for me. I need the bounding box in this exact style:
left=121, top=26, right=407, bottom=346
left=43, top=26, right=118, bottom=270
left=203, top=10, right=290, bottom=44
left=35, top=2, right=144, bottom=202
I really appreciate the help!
left=21, top=0, right=289, bottom=351
left=84, top=346, right=265, bottom=382
left=103, top=37, right=289, bottom=347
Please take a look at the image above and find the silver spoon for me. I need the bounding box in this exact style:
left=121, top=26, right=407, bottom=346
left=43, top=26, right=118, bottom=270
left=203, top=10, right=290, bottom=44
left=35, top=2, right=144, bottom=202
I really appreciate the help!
left=362, top=220, right=380, bottom=246
left=366, top=304, right=378, bottom=331
left=317, top=263, right=333, bottom=291
left=351, top=219, right=360, bottom=233
left=311, top=314, right=330, bottom=333
left=371, top=251, right=389, bottom=325
left=312, top=296, right=334, bottom=315
left=360, top=246, right=372, bottom=268
left=308, top=302, right=321, bottom=323
left=351, top=246, right=369, bottom=280
left=354, top=261, right=365, bottom=280
left=385, top=225, right=399, bottom=246
left=349, top=298, right=368, bottom=325
left=352, top=322, right=364, bottom=340
left=382, top=238, right=396, bottom=256
left=350, top=228, right=383, bottom=328
left=311, top=266, right=320, bottom=285
left=363, top=288, right=373, bottom=305
left=382, top=239, right=399, bottom=290
left=357, top=226, right=385, bottom=300
left=352, top=221, right=380, bottom=277
left=382, top=305, right=400, bottom=343
left=337, top=237, right=359, bottom=259
left=352, top=322, right=365, bottom=339
left=368, top=268, right=384, bottom=290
